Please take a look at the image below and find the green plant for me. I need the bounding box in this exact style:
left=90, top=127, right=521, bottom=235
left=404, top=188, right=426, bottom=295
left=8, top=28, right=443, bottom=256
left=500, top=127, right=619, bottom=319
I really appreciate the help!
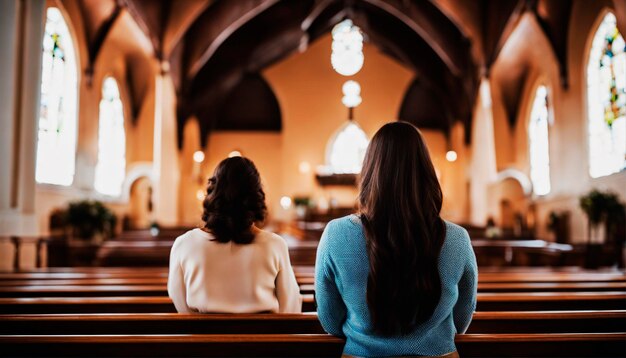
left=579, top=190, right=625, bottom=242
left=64, top=200, right=117, bottom=240
left=546, top=211, right=562, bottom=233
left=293, top=196, right=311, bottom=207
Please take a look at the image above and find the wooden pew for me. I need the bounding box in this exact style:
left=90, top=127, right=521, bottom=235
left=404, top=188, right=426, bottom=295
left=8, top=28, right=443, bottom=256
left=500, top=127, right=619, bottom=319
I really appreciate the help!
left=1, top=333, right=623, bottom=357
left=1, top=292, right=624, bottom=314
left=467, top=310, right=626, bottom=333
left=0, top=334, right=345, bottom=357
left=0, top=313, right=326, bottom=335
left=0, top=311, right=624, bottom=335
left=0, top=295, right=318, bottom=313
left=476, top=292, right=626, bottom=311
left=455, top=333, right=626, bottom=357
left=2, top=281, right=625, bottom=298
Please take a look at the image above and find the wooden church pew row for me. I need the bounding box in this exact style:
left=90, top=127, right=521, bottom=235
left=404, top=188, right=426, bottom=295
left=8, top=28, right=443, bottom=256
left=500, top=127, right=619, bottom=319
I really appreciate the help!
left=1, top=292, right=625, bottom=314
left=0, top=311, right=624, bottom=335
left=0, top=334, right=345, bottom=358
left=476, top=292, right=626, bottom=311
left=1, top=282, right=626, bottom=298
left=0, top=295, right=315, bottom=313
left=0, top=313, right=325, bottom=335
left=2, top=281, right=626, bottom=299
left=2, top=269, right=624, bottom=283
left=455, top=333, right=626, bottom=357
left=1, top=333, right=625, bottom=358
left=467, top=310, right=626, bottom=334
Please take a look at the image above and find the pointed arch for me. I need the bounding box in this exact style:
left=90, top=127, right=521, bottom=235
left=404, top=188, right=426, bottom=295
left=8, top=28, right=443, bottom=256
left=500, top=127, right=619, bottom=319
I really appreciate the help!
left=36, top=7, right=79, bottom=186
left=586, top=11, right=626, bottom=178
left=528, top=84, right=551, bottom=195
left=94, top=77, right=126, bottom=196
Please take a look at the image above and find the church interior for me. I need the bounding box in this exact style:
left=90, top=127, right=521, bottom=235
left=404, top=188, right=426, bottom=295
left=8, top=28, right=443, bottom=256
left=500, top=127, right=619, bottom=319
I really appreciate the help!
left=0, top=0, right=625, bottom=356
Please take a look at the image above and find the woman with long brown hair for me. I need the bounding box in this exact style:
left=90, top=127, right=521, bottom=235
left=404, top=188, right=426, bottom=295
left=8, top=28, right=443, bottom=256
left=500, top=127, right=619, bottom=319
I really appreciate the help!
left=315, top=122, right=477, bottom=357
left=168, top=156, right=301, bottom=313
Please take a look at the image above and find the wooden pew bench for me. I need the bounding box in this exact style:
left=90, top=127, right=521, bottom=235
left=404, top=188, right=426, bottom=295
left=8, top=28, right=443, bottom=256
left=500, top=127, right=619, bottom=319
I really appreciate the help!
left=0, top=295, right=317, bottom=313
left=2, top=281, right=625, bottom=299
left=0, top=311, right=624, bottom=335
left=456, top=333, right=626, bottom=357
left=0, top=313, right=326, bottom=335
left=467, top=310, right=626, bottom=333
left=1, top=292, right=624, bottom=314
left=0, top=334, right=345, bottom=357
left=1, top=333, right=624, bottom=357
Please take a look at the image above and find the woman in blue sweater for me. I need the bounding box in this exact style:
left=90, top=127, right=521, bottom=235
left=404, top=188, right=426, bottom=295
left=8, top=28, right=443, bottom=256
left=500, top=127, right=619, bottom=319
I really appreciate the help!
left=315, top=122, right=477, bottom=357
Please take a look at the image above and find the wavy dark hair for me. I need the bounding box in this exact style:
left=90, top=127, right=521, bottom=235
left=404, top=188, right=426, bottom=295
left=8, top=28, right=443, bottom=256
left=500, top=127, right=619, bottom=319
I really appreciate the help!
left=359, top=122, right=446, bottom=335
left=202, top=157, right=267, bottom=244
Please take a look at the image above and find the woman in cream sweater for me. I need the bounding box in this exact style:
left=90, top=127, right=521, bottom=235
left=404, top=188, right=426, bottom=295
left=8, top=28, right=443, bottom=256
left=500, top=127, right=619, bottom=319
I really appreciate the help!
left=168, top=157, right=302, bottom=313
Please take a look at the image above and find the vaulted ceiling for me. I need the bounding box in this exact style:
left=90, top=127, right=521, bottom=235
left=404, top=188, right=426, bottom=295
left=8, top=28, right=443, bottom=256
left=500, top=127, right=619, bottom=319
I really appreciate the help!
left=72, top=0, right=626, bottom=147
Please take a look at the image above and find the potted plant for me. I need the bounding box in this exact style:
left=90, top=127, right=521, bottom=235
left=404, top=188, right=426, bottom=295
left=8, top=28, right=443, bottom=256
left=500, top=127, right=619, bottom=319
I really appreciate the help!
left=547, top=211, right=570, bottom=244
left=579, top=190, right=625, bottom=267
left=65, top=200, right=117, bottom=243
left=293, top=196, right=311, bottom=219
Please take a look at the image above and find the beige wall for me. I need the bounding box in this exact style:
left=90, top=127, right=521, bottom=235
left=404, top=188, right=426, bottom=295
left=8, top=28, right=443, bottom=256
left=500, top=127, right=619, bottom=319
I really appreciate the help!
left=478, top=3, right=626, bottom=242
left=34, top=3, right=159, bottom=232
left=188, top=34, right=469, bottom=224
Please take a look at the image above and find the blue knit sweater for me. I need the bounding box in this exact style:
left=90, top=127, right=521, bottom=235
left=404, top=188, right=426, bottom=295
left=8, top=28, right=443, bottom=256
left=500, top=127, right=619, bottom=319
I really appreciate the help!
left=315, top=215, right=478, bottom=357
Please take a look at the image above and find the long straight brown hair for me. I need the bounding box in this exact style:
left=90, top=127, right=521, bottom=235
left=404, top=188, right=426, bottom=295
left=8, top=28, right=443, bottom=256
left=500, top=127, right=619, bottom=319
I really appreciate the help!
left=359, top=121, right=445, bottom=335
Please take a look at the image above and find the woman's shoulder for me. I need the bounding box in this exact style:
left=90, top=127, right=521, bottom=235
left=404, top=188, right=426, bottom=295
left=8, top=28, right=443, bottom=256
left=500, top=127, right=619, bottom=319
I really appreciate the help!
left=254, top=229, right=289, bottom=250
left=441, top=221, right=473, bottom=257
left=171, top=228, right=209, bottom=249
left=326, top=214, right=362, bottom=232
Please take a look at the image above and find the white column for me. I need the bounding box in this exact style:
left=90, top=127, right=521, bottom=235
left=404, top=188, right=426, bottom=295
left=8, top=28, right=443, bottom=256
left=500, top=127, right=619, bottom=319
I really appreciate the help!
left=469, top=78, right=498, bottom=226
left=0, top=0, right=45, bottom=236
left=152, top=69, right=181, bottom=226
left=0, top=0, right=20, bottom=214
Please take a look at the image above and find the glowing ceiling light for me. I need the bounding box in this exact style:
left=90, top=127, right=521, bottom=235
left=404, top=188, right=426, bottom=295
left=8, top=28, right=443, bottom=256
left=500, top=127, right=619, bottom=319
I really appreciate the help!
left=280, top=196, right=292, bottom=210
left=331, top=19, right=364, bottom=76
left=193, top=150, right=205, bottom=163
left=228, top=150, right=242, bottom=158
left=342, top=80, right=362, bottom=108
left=446, top=150, right=458, bottom=162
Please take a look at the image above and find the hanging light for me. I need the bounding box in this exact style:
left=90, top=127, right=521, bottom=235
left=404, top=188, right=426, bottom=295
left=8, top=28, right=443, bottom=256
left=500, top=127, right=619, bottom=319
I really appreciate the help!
left=446, top=150, right=458, bottom=162
left=331, top=20, right=364, bottom=76
left=193, top=150, right=205, bottom=163
left=342, top=80, right=362, bottom=108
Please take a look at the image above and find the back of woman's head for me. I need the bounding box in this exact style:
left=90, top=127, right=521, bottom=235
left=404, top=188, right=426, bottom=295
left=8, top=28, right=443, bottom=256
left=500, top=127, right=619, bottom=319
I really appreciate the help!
left=359, top=121, right=445, bottom=335
left=202, top=156, right=267, bottom=244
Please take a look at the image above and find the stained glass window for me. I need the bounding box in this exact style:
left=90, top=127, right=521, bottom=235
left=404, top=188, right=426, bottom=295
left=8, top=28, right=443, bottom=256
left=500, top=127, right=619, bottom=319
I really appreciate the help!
left=528, top=85, right=551, bottom=196
left=587, top=12, right=626, bottom=178
left=94, top=77, right=126, bottom=196
left=326, top=121, right=369, bottom=174
left=36, top=7, right=78, bottom=186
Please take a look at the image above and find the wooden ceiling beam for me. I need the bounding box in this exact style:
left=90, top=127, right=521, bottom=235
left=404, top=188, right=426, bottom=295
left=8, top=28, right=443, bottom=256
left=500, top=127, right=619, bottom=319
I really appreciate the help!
left=362, top=0, right=471, bottom=77
left=481, top=0, right=527, bottom=75
left=185, top=0, right=280, bottom=81
left=532, top=0, right=573, bottom=88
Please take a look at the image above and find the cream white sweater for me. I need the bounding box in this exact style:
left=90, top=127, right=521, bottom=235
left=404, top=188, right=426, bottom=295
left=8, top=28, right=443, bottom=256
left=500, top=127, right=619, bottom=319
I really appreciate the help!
left=167, top=228, right=302, bottom=313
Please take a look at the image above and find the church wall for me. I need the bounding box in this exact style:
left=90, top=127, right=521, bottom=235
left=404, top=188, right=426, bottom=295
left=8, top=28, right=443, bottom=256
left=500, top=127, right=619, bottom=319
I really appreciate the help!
left=33, top=4, right=159, bottom=233
left=482, top=2, right=626, bottom=243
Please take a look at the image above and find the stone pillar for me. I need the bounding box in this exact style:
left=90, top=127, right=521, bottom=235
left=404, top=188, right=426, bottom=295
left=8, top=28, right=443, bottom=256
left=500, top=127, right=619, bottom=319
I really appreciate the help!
left=469, top=78, right=498, bottom=226
left=152, top=69, right=180, bottom=226
left=0, top=0, right=45, bottom=236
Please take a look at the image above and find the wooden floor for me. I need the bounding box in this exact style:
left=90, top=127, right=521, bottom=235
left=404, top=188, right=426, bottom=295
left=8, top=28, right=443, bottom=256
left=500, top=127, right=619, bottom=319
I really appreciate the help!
left=0, top=266, right=625, bottom=357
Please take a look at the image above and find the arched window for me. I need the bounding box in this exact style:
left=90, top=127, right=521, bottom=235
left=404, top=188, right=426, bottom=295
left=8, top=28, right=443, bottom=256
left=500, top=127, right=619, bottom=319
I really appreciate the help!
left=36, top=7, right=78, bottom=186
left=326, top=121, right=369, bottom=174
left=94, top=77, right=126, bottom=196
left=587, top=12, right=626, bottom=178
left=528, top=85, right=551, bottom=195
